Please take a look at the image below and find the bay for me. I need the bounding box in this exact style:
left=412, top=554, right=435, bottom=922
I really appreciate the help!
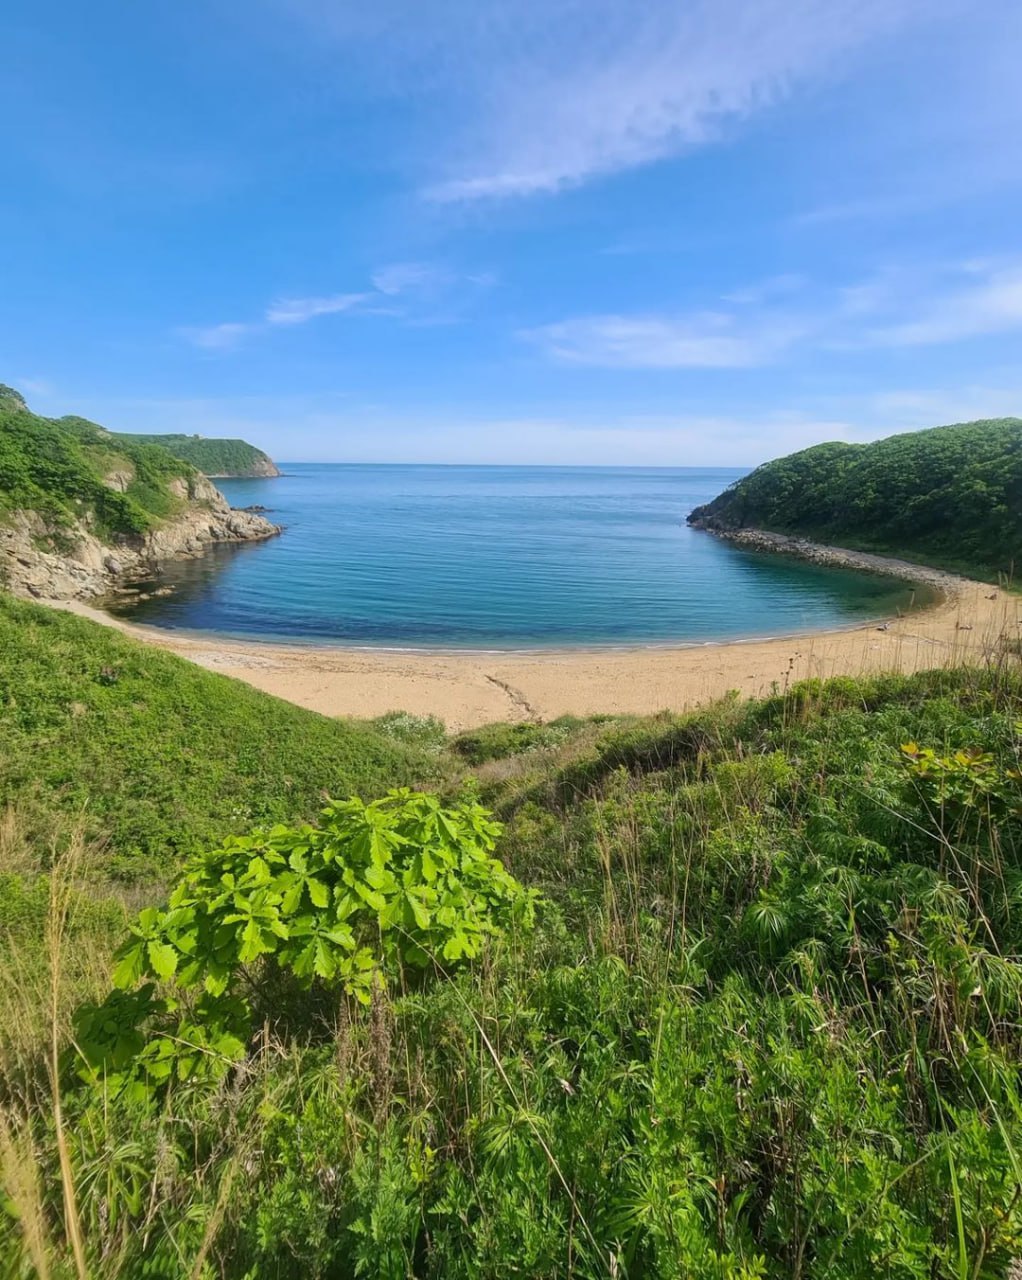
left=106, top=463, right=921, bottom=649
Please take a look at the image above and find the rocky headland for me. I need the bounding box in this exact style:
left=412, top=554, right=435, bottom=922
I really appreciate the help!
left=1, top=472, right=280, bottom=602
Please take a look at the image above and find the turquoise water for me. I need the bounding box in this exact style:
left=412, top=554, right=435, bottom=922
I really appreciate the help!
left=107, top=464, right=919, bottom=649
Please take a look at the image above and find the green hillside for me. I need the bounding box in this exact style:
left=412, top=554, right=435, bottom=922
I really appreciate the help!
left=0, top=385, right=195, bottom=537
left=2, top=591, right=1022, bottom=1276
left=116, top=431, right=280, bottom=477
left=0, top=594, right=434, bottom=881
left=688, top=417, right=1022, bottom=580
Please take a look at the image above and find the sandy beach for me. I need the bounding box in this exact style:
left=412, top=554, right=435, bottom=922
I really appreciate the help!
left=53, top=559, right=1021, bottom=732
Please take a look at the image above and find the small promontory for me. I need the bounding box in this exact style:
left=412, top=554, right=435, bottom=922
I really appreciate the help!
left=688, top=417, right=1022, bottom=582
left=113, top=432, right=281, bottom=478
left=0, top=385, right=281, bottom=601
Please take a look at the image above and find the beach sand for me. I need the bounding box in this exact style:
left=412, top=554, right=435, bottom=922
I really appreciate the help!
left=52, top=570, right=1021, bottom=732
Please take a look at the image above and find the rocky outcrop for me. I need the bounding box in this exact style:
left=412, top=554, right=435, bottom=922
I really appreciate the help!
left=1, top=475, right=280, bottom=602
left=690, top=526, right=965, bottom=600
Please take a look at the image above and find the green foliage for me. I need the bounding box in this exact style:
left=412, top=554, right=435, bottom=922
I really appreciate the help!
left=901, top=735, right=1022, bottom=814
left=5, top=666, right=1022, bottom=1277
left=0, top=384, right=27, bottom=410
left=453, top=715, right=600, bottom=765
left=371, top=710, right=449, bottom=755
left=0, top=395, right=197, bottom=538
left=74, top=791, right=535, bottom=1098
left=689, top=417, right=1022, bottom=580
left=113, top=431, right=279, bottom=477
left=0, top=594, right=433, bottom=878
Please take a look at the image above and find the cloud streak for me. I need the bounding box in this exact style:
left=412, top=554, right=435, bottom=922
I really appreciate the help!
left=525, top=312, right=803, bottom=369
left=371, top=262, right=439, bottom=295
left=265, top=292, right=369, bottom=326
left=868, top=262, right=1022, bottom=346
left=180, top=261, right=474, bottom=350
left=408, top=0, right=933, bottom=201
left=181, top=321, right=254, bottom=351
left=527, top=258, right=1022, bottom=371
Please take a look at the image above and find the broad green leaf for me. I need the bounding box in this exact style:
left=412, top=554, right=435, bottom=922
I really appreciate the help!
left=113, top=943, right=145, bottom=990
left=307, top=877, right=330, bottom=909
left=147, top=941, right=179, bottom=980
left=407, top=893, right=432, bottom=931
left=354, top=882, right=386, bottom=912
left=313, top=937, right=336, bottom=979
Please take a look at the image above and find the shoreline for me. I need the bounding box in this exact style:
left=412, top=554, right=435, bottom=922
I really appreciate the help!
left=699, top=526, right=968, bottom=600
left=47, top=536, right=1022, bottom=731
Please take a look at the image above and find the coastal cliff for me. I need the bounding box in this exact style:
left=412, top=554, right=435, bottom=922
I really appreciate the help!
left=0, top=385, right=280, bottom=602
left=1, top=473, right=279, bottom=601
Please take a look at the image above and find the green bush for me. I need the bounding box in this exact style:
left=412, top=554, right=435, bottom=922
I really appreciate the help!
left=74, top=791, right=536, bottom=1099
left=113, top=431, right=277, bottom=476
left=6, top=667, right=1022, bottom=1277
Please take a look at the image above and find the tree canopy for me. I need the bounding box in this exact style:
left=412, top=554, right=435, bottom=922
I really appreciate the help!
left=688, top=418, right=1022, bottom=580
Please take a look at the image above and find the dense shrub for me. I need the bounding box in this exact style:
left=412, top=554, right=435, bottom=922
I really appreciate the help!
left=0, top=398, right=196, bottom=538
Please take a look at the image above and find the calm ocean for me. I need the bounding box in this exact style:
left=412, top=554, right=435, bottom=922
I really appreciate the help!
left=106, top=464, right=917, bottom=649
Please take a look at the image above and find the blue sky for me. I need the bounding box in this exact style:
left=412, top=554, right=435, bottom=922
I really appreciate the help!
left=3, top=0, right=1020, bottom=464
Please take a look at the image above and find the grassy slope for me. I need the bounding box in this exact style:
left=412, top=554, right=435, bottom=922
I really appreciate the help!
left=0, top=395, right=199, bottom=539
left=0, top=594, right=434, bottom=880
left=4, top=659, right=1022, bottom=1276
left=114, top=432, right=279, bottom=476
left=688, top=417, right=1022, bottom=581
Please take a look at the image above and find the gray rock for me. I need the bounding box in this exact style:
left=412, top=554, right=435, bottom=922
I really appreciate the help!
left=1, top=481, right=281, bottom=605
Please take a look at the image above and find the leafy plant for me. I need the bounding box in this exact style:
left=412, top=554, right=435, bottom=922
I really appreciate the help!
left=901, top=736, right=1022, bottom=815
left=74, top=791, right=536, bottom=1097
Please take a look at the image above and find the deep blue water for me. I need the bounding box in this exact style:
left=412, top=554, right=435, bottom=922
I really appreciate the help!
left=107, top=464, right=919, bottom=649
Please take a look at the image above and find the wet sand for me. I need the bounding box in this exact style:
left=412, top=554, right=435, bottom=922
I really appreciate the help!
left=52, top=565, right=1021, bottom=732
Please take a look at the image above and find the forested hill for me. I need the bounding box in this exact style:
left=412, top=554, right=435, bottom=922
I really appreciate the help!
left=688, top=417, right=1022, bottom=580
left=116, top=432, right=280, bottom=477
left=0, top=383, right=195, bottom=537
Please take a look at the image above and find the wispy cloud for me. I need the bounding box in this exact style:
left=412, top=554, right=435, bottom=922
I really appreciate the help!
left=371, top=262, right=439, bottom=295
left=868, top=261, right=1022, bottom=346
left=180, top=260, right=481, bottom=350
left=264, top=292, right=369, bottom=326
left=181, top=321, right=254, bottom=351
left=71, top=375, right=1021, bottom=466
left=721, top=274, right=806, bottom=307
left=527, top=258, right=1022, bottom=371
left=410, top=0, right=932, bottom=201
left=525, top=311, right=803, bottom=369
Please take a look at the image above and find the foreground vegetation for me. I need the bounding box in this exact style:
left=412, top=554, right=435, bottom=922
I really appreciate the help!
left=0, top=595, right=433, bottom=882
left=688, top=417, right=1022, bottom=581
left=2, top=593, right=1021, bottom=1276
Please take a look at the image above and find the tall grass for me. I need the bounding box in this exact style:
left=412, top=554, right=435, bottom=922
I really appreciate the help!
left=2, top=661, right=1021, bottom=1277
